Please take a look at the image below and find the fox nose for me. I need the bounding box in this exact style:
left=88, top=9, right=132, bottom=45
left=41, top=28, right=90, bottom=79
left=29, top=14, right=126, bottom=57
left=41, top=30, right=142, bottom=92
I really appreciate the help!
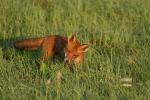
left=64, top=58, right=69, bottom=64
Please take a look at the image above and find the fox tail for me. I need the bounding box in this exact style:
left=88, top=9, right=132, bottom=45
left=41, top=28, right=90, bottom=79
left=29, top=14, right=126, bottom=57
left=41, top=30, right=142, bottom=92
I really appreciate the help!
left=14, top=37, right=44, bottom=51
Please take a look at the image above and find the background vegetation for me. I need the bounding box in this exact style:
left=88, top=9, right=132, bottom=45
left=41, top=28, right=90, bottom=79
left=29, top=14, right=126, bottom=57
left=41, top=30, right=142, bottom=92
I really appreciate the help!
left=0, top=0, right=150, bottom=99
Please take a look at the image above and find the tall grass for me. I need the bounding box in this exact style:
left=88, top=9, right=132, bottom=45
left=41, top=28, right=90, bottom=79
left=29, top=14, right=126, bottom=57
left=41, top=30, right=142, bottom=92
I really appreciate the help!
left=0, top=0, right=150, bottom=99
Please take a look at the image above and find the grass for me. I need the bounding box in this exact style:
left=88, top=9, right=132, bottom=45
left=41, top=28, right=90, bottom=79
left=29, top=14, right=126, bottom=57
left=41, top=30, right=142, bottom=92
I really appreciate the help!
left=0, top=0, right=150, bottom=99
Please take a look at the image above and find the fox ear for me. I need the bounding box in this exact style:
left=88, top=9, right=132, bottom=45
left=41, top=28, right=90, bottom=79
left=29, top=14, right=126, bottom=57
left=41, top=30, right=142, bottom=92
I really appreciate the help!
left=68, top=33, right=76, bottom=43
left=80, top=44, right=90, bottom=52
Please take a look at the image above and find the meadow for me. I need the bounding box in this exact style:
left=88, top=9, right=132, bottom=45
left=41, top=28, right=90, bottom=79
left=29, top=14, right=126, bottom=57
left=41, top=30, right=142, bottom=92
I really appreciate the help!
left=0, top=0, right=150, bottom=99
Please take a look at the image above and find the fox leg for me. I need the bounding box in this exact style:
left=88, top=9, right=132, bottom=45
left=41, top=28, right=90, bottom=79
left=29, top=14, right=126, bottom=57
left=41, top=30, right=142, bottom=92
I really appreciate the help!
left=42, top=50, right=54, bottom=60
left=41, top=39, right=55, bottom=60
left=42, top=47, right=55, bottom=60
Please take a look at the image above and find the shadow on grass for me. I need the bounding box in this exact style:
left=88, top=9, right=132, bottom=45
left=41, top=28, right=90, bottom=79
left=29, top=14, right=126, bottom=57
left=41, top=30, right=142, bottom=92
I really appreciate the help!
left=0, top=37, right=16, bottom=59
left=0, top=37, right=39, bottom=61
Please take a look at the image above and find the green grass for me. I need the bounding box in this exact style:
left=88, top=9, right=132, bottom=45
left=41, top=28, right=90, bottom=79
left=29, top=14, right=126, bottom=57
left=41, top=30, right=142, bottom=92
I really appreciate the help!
left=0, top=0, right=150, bottom=99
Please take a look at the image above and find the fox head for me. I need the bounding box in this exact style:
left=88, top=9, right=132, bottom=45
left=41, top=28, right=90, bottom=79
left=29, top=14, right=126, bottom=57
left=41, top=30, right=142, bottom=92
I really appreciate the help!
left=64, top=34, right=90, bottom=64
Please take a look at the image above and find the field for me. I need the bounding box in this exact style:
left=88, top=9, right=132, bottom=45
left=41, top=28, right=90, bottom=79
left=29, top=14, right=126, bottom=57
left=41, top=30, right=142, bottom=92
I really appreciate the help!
left=0, top=0, right=150, bottom=99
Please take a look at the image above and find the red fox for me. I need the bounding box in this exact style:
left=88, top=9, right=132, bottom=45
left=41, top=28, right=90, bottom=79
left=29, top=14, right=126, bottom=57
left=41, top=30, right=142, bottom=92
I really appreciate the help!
left=14, top=34, right=90, bottom=64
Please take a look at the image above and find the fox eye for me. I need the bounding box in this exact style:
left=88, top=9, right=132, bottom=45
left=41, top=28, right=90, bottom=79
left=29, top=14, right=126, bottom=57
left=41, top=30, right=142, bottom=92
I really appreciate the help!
left=67, top=50, right=71, bottom=53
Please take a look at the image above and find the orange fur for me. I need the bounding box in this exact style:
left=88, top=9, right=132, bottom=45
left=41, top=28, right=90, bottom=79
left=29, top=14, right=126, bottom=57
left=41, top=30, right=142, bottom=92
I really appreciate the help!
left=14, top=34, right=90, bottom=64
